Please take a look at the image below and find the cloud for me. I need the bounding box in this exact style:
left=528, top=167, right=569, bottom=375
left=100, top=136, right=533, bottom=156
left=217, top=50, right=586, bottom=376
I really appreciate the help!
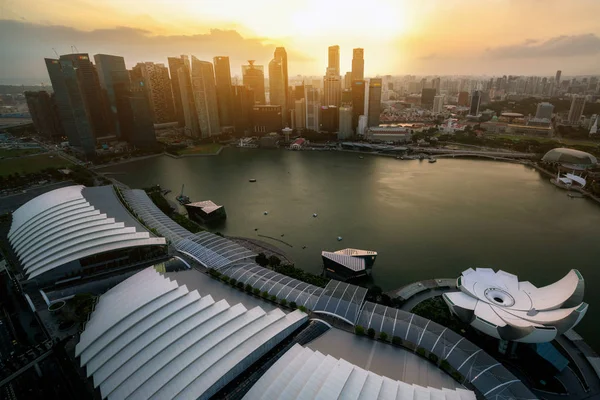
left=485, top=34, right=600, bottom=58
left=0, top=20, right=314, bottom=84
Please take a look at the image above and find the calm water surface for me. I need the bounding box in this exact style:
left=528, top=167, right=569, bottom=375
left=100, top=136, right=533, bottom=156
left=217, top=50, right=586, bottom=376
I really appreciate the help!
left=100, top=148, right=600, bottom=349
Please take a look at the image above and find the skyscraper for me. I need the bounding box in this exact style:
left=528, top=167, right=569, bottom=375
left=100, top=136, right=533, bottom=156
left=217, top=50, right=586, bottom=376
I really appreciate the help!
left=351, top=48, right=364, bottom=82
left=555, top=70, right=562, bottom=85
left=432, top=77, right=441, bottom=95
left=567, top=96, right=586, bottom=125
left=274, top=47, right=289, bottom=126
left=328, top=45, right=340, bottom=76
left=268, top=58, right=286, bottom=115
left=131, top=62, right=176, bottom=123
left=305, top=85, right=320, bottom=131
left=25, top=91, right=63, bottom=139
left=167, top=56, right=187, bottom=127
left=344, top=72, right=352, bottom=90
left=367, top=78, right=382, bottom=127
left=58, top=57, right=96, bottom=155
left=421, top=88, right=436, bottom=110
left=338, top=105, right=353, bottom=140
left=45, top=58, right=78, bottom=146
left=295, top=98, right=306, bottom=129
left=61, top=54, right=112, bottom=138
left=469, top=90, right=481, bottom=116
left=213, top=56, right=234, bottom=128
left=176, top=62, right=201, bottom=137
left=232, top=85, right=254, bottom=135
left=320, top=106, right=339, bottom=133
left=535, top=102, right=554, bottom=120
left=433, top=95, right=444, bottom=114
left=323, top=68, right=342, bottom=107
left=457, top=91, right=469, bottom=106
left=242, top=61, right=266, bottom=104
left=191, top=57, right=220, bottom=137
left=127, top=77, right=157, bottom=148
left=351, top=80, right=365, bottom=132
left=94, top=54, right=129, bottom=138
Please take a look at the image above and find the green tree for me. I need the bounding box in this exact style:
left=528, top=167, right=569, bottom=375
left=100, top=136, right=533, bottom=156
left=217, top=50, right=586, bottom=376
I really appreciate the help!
left=261, top=291, right=269, bottom=298
left=280, top=298, right=287, bottom=306
left=269, top=294, right=277, bottom=302
left=392, top=336, right=402, bottom=346
left=255, top=253, right=269, bottom=267
left=230, top=278, right=237, bottom=286
left=379, top=332, right=388, bottom=342
left=367, top=328, right=376, bottom=339
left=245, top=283, right=253, bottom=292
left=298, top=305, right=307, bottom=313
left=355, top=325, right=365, bottom=336
left=289, top=301, right=297, bottom=309
left=253, top=287, right=260, bottom=295
left=268, top=255, right=281, bottom=268
left=236, top=281, right=244, bottom=289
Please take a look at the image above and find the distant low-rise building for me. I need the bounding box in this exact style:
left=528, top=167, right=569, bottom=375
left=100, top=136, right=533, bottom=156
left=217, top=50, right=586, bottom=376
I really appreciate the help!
left=290, top=137, right=306, bottom=150
left=251, top=105, right=282, bottom=134
left=366, top=126, right=412, bottom=143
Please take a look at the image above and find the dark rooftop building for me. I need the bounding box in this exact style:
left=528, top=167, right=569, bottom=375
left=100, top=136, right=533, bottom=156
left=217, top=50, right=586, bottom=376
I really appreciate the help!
left=184, top=200, right=227, bottom=225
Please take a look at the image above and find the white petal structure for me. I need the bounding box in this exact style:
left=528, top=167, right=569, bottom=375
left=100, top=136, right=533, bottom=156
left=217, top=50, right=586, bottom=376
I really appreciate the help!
left=7, top=185, right=166, bottom=281
left=244, top=343, right=476, bottom=400
left=443, top=268, right=588, bottom=343
left=77, top=267, right=307, bottom=400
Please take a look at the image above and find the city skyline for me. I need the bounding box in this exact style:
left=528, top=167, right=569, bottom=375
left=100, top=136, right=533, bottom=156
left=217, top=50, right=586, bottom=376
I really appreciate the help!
left=2, top=0, right=600, bottom=84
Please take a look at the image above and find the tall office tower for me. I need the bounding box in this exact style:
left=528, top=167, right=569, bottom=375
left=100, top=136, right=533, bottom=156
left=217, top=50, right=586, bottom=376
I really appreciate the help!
left=323, top=68, right=342, bottom=107
left=45, top=58, right=78, bottom=146
left=421, top=88, right=436, bottom=109
left=274, top=47, right=289, bottom=125
left=242, top=61, right=266, bottom=104
left=555, top=70, right=562, bottom=85
left=268, top=58, right=286, bottom=111
left=457, top=91, right=469, bottom=106
left=344, top=72, right=352, bottom=90
left=535, top=102, right=554, bottom=120
left=127, top=77, right=157, bottom=147
left=433, top=95, right=444, bottom=114
left=305, top=85, right=320, bottom=131
left=328, top=45, right=340, bottom=76
left=351, top=80, right=365, bottom=133
left=191, top=57, right=221, bottom=137
left=320, top=106, right=339, bottom=132
left=469, top=90, right=481, bottom=116
left=338, top=105, right=353, bottom=139
left=432, top=77, right=441, bottom=95
left=61, top=54, right=112, bottom=138
left=567, top=96, right=586, bottom=125
left=177, top=66, right=201, bottom=137
left=351, top=48, right=364, bottom=81
left=232, top=85, right=255, bottom=134
left=213, top=56, right=234, bottom=127
left=294, top=84, right=305, bottom=100
left=131, top=62, right=176, bottom=123
left=94, top=54, right=129, bottom=138
left=341, top=89, right=352, bottom=106
left=367, top=78, right=382, bottom=127
left=56, top=58, right=96, bottom=155
left=168, top=56, right=187, bottom=127
left=294, top=98, right=306, bottom=129
left=24, top=91, right=63, bottom=139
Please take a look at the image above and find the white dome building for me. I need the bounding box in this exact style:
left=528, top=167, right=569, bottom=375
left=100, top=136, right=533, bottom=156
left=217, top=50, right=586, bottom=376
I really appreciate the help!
left=443, top=268, right=588, bottom=343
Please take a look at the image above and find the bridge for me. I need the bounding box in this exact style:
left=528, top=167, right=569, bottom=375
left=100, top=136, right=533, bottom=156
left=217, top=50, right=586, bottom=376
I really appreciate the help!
left=408, top=147, right=536, bottom=160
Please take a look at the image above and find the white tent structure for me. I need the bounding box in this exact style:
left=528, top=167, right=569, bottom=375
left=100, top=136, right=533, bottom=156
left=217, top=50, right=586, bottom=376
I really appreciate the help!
left=244, top=344, right=476, bottom=400
left=76, top=267, right=307, bottom=400
left=444, top=268, right=588, bottom=343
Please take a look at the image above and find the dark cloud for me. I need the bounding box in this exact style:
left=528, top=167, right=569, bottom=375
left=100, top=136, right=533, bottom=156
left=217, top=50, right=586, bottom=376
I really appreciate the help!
left=485, top=34, right=600, bottom=58
left=0, top=19, right=313, bottom=84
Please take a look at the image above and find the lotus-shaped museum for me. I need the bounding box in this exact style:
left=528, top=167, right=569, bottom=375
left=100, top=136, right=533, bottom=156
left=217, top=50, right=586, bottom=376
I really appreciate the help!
left=443, top=268, right=588, bottom=343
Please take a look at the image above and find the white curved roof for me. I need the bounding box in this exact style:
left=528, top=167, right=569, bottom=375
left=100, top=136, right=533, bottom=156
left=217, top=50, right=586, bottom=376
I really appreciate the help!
left=77, top=267, right=307, bottom=400
left=244, top=343, right=476, bottom=400
left=7, top=185, right=166, bottom=280
left=444, top=268, right=588, bottom=343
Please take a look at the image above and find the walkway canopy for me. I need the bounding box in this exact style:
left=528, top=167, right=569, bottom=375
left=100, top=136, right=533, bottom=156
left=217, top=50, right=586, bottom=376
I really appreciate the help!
left=313, top=280, right=368, bottom=325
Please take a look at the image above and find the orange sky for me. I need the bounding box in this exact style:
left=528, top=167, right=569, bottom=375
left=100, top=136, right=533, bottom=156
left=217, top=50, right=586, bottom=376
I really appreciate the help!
left=2, top=0, right=600, bottom=81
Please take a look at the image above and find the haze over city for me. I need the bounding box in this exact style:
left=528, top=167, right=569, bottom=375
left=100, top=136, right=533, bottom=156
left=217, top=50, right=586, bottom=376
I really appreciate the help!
left=2, top=0, right=600, bottom=84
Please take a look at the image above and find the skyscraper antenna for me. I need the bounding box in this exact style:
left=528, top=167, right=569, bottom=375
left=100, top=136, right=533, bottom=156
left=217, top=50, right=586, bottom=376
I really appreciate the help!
left=52, top=48, right=59, bottom=58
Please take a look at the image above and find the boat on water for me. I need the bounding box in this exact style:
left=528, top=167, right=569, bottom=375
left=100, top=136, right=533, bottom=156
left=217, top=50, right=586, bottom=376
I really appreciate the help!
left=337, top=236, right=343, bottom=241
left=176, top=184, right=190, bottom=205
left=313, top=213, right=318, bottom=217
left=249, top=179, right=257, bottom=182
left=163, top=189, right=172, bottom=195
left=428, top=158, right=437, bottom=163
left=263, top=211, right=269, bottom=215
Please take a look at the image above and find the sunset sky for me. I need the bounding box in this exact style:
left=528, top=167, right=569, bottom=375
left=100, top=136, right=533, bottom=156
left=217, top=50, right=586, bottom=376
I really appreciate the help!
left=1, top=0, right=600, bottom=84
